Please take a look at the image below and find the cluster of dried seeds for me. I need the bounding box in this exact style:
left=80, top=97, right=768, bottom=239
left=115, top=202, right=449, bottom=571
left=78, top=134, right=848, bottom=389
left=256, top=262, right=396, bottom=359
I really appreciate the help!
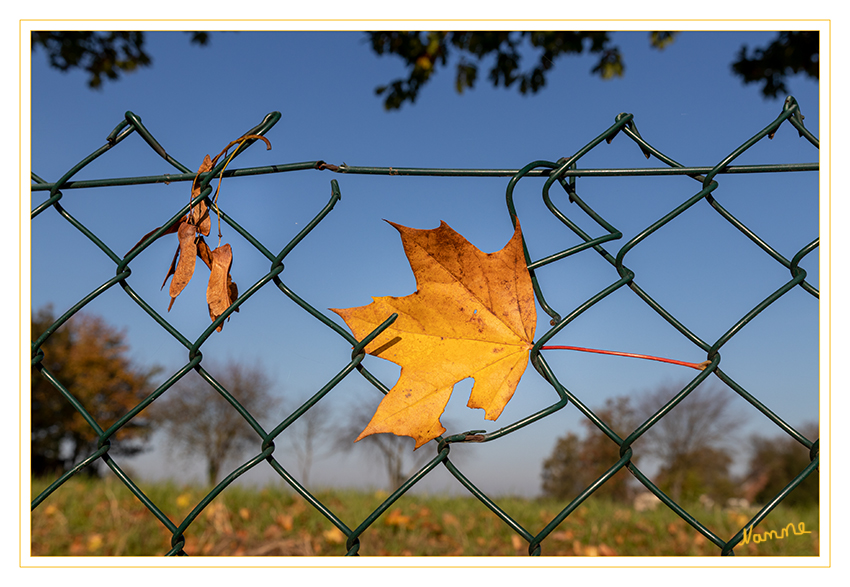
left=128, top=135, right=271, bottom=331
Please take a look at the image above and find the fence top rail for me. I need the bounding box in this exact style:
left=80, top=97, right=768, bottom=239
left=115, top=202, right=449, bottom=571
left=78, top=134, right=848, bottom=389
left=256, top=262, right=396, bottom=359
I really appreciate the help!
left=30, top=161, right=818, bottom=192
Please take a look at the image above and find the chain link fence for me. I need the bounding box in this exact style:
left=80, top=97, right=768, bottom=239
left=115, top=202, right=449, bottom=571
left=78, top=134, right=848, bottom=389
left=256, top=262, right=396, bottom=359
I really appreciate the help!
left=30, top=96, right=819, bottom=556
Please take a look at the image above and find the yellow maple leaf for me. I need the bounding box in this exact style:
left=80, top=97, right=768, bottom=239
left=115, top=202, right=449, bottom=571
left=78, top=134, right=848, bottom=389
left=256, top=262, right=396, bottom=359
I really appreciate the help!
left=332, top=220, right=536, bottom=448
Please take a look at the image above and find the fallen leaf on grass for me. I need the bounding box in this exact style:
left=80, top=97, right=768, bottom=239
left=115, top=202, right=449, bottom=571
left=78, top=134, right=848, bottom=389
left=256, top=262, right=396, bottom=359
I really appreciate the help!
left=332, top=221, right=536, bottom=448
left=275, top=513, right=294, bottom=532
left=86, top=533, right=104, bottom=553
left=263, top=525, right=282, bottom=540
left=384, top=508, right=413, bottom=528
left=322, top=527, right=346, bottom=544
left=175, top=492, right=192, bottom=509
left=550, top=529, right=574, bottom=541
left=204, top=501, right=233, bottom=535
left=69, top=537, right=86, bottom=556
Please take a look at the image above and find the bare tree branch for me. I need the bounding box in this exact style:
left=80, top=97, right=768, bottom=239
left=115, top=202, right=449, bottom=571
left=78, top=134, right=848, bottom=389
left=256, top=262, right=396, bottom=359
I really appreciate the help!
left=148, top=359, right=281, bottom=486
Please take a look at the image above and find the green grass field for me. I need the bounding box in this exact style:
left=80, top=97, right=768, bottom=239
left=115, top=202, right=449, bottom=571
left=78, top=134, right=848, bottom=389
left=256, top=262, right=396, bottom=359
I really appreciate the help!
left=30, top=477, right=819, bottom=557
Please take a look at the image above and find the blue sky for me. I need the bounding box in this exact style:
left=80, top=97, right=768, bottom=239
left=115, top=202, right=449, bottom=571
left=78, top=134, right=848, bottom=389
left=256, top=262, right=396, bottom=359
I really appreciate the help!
left=26, top=27, right=822, bottom=497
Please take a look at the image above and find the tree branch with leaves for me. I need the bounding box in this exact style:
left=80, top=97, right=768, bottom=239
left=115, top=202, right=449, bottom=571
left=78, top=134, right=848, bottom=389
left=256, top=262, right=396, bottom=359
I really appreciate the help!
left=32, top=30, right=817, bottom=107
left=368, top=31, right=679, bottom=109
left=31, top=306, right=160, bottom=477
left=31, top=31, right=208, bottom=88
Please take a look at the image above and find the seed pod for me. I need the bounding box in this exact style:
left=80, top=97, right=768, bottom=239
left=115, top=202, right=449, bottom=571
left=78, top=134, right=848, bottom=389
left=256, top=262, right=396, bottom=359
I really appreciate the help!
left=207, top=244, right=234, bottom=331
left=190, top=155, right=213, bottom=236
left=168, top=220, right=198, bottom=311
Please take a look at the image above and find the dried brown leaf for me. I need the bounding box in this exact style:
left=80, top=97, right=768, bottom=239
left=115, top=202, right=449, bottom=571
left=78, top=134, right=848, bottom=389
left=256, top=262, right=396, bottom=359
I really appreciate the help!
left=168, top=220, right=198, bottom=311
left=207, top=244, right=234, bottom=331
left=228, top=276, right=239, bottom=314
left=161, top=244, right=180, bottom=290
left=192, top=199, right=211, bottom=236
left=196, top=236, right=238, bottom=316
left=196, top=236, right=213, bottom=270
left=127, top=217, right=181, bottom=258
left=190, top=155, right=213, bottom=236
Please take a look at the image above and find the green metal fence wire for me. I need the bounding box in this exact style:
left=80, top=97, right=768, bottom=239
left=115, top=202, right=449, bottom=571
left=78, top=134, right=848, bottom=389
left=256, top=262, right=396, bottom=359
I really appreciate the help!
left=30, top=96, right=819, bottom=557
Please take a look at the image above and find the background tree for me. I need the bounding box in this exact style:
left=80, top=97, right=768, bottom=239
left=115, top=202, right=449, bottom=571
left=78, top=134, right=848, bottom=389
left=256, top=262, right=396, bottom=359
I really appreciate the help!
left=368, top=30, right=817, bottom=109
left=280, top=396, right=334, bottom=487
left=636, top=382, right=746, bottom=503
left=335, top=400, right=435, bottom=492
left=31, top=31, right=817, bottom=107
left=31, top=305, right=159, bottom=477
left=31, top=31, right=208, bottom=88
left=743, top=422, right=818, bottom=506
left=540, top=431, right=586, bottom=500
left=541, top=396, right=641, bottom=502
left=148, top=359, right=281, bottom=486
left=731, top=31, right=819, bottom=98
left=369, top=31, right=675, bottom=110
left=652, top=446, right=737, bottom=505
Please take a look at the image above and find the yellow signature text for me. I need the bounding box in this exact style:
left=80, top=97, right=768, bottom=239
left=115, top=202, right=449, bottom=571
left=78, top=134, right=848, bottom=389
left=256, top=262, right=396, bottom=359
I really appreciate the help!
left=741, top=522, right=812, bottom=545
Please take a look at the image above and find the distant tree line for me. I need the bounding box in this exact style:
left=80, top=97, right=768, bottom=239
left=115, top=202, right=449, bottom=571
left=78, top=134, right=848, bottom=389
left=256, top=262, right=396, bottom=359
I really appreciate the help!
left=31, top=306, right=282, bottom=486
left=540, top=383, right=818, bottom=507
left=30, top=305, right=415, bottom=490
left=31, top=305, right=817, bottom=504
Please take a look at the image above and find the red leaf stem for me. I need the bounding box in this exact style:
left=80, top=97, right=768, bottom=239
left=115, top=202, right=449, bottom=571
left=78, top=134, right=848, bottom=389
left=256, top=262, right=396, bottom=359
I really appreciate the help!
left=539, top=345, right=710, bottom=371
